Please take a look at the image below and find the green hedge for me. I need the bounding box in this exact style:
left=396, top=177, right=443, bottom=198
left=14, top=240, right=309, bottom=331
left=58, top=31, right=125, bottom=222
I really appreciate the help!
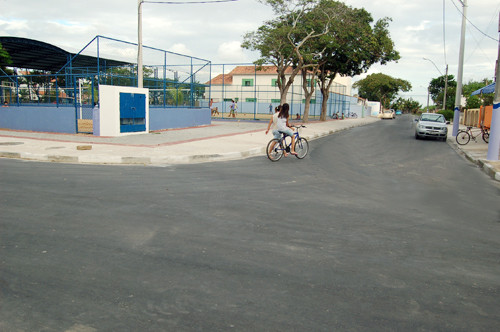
left=437, top=110, right=454, bottom=121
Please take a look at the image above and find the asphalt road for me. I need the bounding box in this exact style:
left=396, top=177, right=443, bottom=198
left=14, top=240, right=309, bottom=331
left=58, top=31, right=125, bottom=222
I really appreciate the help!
left=1, top=115, right=499, bottom=331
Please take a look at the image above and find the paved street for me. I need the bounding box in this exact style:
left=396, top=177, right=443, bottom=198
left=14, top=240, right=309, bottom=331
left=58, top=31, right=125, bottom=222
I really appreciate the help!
left=1, top=116, right=499, bottom=331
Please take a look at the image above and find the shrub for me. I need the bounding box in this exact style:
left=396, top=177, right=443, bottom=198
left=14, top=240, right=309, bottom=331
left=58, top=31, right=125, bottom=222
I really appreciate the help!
left=437, top=110, right=454, bottom=121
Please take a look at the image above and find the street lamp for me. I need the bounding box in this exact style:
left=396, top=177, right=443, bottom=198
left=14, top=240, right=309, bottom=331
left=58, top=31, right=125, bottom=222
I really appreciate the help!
left=423, top=57, right=448, bottom=111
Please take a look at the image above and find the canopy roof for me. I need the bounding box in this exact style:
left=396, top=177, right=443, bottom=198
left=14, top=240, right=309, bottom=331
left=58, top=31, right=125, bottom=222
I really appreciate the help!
left=0, top=36, right=130, bottom=72
left=471, top=82, right=496, bottom=96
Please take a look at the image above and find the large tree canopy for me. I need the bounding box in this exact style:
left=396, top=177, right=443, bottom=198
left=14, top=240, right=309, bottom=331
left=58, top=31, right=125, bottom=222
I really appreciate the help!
left=243, top=0, right=400, bottom=121
left=353, top=73, right=411, bottom=109
left=313, top=1, right=400, bottom=120
left=242, top=0, right=334, bottom=105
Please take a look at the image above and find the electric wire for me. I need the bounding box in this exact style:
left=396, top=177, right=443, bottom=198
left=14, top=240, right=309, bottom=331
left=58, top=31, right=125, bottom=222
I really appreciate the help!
left=449, top=0, right=499, bottom=42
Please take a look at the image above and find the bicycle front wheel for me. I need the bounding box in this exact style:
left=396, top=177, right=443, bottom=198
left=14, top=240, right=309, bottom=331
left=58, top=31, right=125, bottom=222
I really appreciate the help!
left=482, top=131, right=489, bottom=143
left=294, top=137, right=309, bottom=159
left=456, top=130, right=470, bottom=145
left=267, top=139, right=284, bottom=161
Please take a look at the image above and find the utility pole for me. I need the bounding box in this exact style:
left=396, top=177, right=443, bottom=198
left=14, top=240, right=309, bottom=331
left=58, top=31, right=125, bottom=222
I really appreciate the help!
left=443, top=64, right=448, bottom=110
left=452, top=0, right=467, bottom=136
left=486, top=13, right=500, bottom=161
left=137, top=0, right=144, bottom=88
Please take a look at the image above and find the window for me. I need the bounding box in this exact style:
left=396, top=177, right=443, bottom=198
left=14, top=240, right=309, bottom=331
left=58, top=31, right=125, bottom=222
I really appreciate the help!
left=271, top=99, right=281, bottom=103
left=246, top=98, right=257, bottom=102
left=272, top=79, right=278, bottom=87
left=242, top=79, right=254, bottom=87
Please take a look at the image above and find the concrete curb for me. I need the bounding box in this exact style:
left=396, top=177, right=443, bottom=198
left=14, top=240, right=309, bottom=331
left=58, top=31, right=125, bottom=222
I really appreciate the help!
left=0, top=118, right=378, bottom=166
left=447, top=138, right=500, bottom=183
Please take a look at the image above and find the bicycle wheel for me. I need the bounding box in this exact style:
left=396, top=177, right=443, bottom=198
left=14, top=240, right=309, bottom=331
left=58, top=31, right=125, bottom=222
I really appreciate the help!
left=482, top=131, right=489, bottom=143
left=294, top=137, right=309, bottom=159
left=455, top=130, right=470, bottom=145
left=266, top=139, right=284, bottom=161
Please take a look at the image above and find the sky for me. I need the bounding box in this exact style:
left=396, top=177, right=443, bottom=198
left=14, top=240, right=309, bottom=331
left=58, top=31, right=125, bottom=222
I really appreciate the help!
left=1, top=0, right=499, bottom=106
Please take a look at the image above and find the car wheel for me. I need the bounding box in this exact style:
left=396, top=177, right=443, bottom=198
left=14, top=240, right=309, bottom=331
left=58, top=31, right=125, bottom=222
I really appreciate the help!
left=415, top=132, right=420, bottom=139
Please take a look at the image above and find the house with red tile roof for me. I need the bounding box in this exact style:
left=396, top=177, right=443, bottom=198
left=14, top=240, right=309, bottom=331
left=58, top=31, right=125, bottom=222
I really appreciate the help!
left=206, top=65, right=351, bottom=104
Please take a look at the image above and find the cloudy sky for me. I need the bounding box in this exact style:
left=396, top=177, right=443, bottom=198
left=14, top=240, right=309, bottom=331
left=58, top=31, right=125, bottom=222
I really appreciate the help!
left=1, top=0, right=499, bottom=105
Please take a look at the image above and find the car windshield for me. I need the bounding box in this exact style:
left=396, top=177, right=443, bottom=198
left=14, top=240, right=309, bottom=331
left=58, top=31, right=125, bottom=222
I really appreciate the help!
left=421, top=114, right=445, bottom=123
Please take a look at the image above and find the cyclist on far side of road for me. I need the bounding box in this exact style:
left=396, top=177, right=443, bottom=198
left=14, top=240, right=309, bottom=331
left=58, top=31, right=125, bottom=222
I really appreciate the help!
left=276, top=103, right=297, bottom=156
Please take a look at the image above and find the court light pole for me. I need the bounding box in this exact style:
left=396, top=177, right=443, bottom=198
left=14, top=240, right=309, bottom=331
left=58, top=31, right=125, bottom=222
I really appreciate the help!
left=137, top=0, right=144, bottom=88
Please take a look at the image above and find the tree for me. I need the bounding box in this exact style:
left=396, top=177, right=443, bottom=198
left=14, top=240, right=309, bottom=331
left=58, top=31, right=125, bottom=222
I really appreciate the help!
left=391, top=97, right=421, bottom=114
left=242, top=0, right=335, bottom=105
left=313, top=2, right=400, bottom=120
left=428, top=75, right=456, bottom=110
left=0, top=42, right=12, bottom=71
left=462, top=79, right=494, bottom=109
left=353, top=73, right=411, bottom=109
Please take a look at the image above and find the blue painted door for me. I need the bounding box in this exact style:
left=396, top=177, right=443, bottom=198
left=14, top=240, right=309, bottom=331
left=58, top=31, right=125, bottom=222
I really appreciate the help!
left=120, top=92, right=146, bottom=133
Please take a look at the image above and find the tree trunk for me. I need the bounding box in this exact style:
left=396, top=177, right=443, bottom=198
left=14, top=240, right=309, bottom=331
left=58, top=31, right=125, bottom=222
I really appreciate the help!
left=319, top=78, right=334, bottom=121
left=301, top=69, right=315, bottom=123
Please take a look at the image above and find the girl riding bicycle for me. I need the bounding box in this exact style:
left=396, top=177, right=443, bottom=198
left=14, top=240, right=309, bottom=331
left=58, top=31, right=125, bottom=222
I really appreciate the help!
left=266, top=103, right=297, bottom=156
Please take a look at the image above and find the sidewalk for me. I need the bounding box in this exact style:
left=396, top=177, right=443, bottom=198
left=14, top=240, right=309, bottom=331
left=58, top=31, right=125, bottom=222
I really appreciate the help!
left=447, top=124, right=500, bottom=182
left=0, top=117, right=499, bottom=182
left=0, top=117, right=377, bottom=165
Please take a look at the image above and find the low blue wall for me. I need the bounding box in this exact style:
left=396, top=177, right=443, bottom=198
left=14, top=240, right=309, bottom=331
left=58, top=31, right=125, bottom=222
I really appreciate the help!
left=149, top=107, right=211, bottom=131
left=0, top=105, right=210, bottom=134
left=0, top=105, right=77, bottom=133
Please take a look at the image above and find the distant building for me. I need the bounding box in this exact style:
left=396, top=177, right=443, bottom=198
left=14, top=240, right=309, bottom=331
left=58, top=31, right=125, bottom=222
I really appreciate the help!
left=206, top=65, right=351, bottom=104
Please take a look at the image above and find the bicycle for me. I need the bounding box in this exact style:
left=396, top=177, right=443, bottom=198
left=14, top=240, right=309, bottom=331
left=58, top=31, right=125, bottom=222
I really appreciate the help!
left=348, top=112, right=358, bottom=118
left=455, top=125, right=489, bottom=145
left=266, top=125, right=309, bottom=161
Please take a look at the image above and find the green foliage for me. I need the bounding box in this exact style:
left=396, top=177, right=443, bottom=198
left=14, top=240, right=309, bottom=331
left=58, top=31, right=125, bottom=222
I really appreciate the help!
left=437, top=109, right=454, bottom=121
left=353, top=73, right=411, bottom=108
left=428, top=74, right=456, bottom=110
left=391, top=97, right=421, bottom=114
left=462, top=79, right=494, bottom=109
left=167, top=88, right=184, bottom=106
left=0, top=42, right=12, bottom=69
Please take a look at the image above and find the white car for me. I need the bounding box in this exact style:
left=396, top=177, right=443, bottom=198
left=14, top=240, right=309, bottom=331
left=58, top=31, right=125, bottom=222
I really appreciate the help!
left=414, top=113, right=449, bottom=141
left=380, top=109, right=395, bottom=119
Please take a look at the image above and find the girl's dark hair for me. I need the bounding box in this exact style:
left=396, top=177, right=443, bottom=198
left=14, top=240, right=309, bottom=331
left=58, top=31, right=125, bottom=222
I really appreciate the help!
left=279, top=103, right=290, bottom=118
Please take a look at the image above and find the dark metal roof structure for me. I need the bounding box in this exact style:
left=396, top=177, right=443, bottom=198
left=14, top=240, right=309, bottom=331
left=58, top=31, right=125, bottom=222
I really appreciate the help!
left=0, top=36, right=131, bottom=72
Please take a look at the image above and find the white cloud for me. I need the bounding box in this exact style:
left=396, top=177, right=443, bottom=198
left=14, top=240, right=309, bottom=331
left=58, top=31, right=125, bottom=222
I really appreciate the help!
left=216, top=41, right=248, bottom=63
left=170, top=43, right=193, bottom=56
left=405, top=20, right=431, bottom=32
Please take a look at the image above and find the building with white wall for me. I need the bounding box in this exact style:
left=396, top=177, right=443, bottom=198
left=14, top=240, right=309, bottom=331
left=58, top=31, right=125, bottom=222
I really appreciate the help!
left=206, top=65, right=352, bottom=104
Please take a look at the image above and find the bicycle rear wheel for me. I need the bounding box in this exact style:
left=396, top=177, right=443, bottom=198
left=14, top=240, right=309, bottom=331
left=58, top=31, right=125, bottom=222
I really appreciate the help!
left=294, top=137, right=309, bottom=159
left=482, top=131, right=489, bottom=143
left=266, top=139, right=284, bottom=161
left=456, top=130, right=470, bottom=145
